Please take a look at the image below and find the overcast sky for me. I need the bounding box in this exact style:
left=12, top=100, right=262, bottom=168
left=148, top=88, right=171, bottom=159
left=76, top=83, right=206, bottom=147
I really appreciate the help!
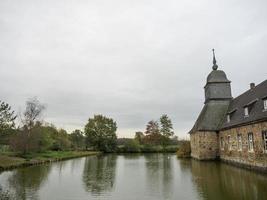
left=0, top=0, right=266, bottom=138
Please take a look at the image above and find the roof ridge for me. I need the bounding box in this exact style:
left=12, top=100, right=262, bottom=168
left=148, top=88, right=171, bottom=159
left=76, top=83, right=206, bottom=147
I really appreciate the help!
left=232, top=79, right=267, bottom=101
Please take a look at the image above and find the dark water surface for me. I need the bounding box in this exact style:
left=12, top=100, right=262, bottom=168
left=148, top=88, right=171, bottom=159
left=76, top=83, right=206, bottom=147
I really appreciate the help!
left=0, top=154, right=267, bottom=200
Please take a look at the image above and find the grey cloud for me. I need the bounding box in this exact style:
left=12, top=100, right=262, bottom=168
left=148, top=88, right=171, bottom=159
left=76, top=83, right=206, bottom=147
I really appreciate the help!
left=0, top=0, right=267, bottom=138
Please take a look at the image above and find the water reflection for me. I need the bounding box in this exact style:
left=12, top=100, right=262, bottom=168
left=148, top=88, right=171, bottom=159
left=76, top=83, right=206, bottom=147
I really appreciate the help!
left=7, top=164, right=51, bottom=200
left=0, top=155, right=267, bottom=200
left=83, top=155, right=117, bottom=195
left=180, top=159, right=267, bottom=200
left=144, top=154, right=173, bottom=199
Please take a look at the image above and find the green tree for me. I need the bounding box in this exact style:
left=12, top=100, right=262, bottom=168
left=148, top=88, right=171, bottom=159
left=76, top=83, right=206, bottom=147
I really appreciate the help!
left=159, top=114, right=174, bottom=147
left=134, top=131, right=144, bottom=144
left=160, top=114, right=174, bottom=137
left=70, top=129, right=85, bottom=150
left=0, top=100, right=16, bottom=144
left=50, top=129, right=71, bottom=151
left=84, top=115, right=117, bottom=152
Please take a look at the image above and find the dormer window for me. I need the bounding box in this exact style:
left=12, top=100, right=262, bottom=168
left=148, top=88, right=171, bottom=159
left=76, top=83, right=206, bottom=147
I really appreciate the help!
left=227, top=114, right=230, bottom=123
left=244, top=107, right=249, bottom=117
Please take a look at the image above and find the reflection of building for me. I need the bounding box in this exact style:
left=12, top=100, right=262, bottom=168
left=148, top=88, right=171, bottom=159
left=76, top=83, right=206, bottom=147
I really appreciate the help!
left=188, top=159, right=267, bottom=200
left=189, top=50, right=267, bottom=171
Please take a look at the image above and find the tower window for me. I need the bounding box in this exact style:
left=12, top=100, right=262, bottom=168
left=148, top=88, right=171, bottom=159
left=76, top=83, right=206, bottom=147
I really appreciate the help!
left=244, top=107, right=249, bottom=117
left=248, top=132, right=254, bottom=152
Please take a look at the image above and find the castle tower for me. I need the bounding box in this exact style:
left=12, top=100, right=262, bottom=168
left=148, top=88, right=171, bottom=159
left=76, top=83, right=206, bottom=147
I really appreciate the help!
left=189, top=50, right=232, bottom=160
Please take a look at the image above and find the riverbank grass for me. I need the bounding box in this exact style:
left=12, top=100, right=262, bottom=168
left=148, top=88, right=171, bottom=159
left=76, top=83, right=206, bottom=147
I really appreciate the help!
left=0, top=151, right=100, bottom=170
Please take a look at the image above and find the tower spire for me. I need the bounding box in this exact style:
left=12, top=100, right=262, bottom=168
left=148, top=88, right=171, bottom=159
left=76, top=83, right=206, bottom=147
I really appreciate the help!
left=212, top=49, right=218, bottom=70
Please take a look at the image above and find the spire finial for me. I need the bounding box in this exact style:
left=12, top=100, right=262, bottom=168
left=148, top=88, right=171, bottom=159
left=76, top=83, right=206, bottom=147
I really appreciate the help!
left=212, top=49, right=218, bottom=70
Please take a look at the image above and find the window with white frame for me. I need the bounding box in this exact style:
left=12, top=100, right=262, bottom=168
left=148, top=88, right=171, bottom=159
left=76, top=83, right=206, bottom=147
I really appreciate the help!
left=244, top=107, right=249, bottom=117
left=264, top=99, right=267, bottom=110
left=227, top=114, right=230, bottom=123
left=228, top=135, right=231, bottom=150
left=263, top=131, right=267, bottom=153
left=220, top=137, right=224, bottom=150
left=248, top=132, right=254, bottom=152
left=237, top=134, right=242, bottom=151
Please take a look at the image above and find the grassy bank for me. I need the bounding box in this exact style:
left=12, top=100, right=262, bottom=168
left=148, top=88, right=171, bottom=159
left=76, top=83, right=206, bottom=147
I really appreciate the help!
left=0, top=151, right=100, bottom=171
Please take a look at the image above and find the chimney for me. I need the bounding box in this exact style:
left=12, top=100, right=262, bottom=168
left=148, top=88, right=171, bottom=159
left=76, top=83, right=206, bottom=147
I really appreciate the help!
left=250, top=83, right=255, bottom=89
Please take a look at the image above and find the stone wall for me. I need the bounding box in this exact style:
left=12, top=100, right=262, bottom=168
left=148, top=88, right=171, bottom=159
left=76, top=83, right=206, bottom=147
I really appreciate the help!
left=219, top=121, right=267, bottom=171
left=190, top=131, right=219, bottom=160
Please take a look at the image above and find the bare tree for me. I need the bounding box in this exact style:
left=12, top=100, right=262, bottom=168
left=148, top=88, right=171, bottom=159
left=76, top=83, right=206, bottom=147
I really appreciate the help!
left=10, top=97, right=46, bottom=154
left=22, top=97, right=45, bottom=129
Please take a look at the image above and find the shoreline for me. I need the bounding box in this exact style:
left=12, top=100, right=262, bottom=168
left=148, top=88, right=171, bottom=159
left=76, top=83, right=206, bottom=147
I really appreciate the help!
left=0, top=151, right=101, bottom=171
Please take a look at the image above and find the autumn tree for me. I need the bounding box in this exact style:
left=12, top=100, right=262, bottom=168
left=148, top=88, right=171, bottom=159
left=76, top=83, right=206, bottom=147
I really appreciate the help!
left=144, top=120, right=161, bottom=145
left=84, top=115, right=117, bottom=152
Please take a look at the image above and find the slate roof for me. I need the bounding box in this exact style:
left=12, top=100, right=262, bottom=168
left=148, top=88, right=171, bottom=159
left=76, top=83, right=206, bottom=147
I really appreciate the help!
left=221, top=79, right=267, bottom=129
left=189, top=100, right=230, bottom=133
left=206, top=70, right=231, bottom=84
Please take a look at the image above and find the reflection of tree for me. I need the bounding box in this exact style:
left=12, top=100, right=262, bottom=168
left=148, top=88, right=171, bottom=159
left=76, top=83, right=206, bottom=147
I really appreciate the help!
left=0, top=185, right=13, bottom=200
left=181, top=159, right=267, bottom=200
left=83, top=154, right=117, bottom=195
left=8, top=165, right=51, bottom=200
left=144, top=154, right=173, bottom=199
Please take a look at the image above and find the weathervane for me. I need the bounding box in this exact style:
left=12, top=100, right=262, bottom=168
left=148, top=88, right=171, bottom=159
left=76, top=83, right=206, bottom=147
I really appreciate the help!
left=212, top=49, right=218, bottom=70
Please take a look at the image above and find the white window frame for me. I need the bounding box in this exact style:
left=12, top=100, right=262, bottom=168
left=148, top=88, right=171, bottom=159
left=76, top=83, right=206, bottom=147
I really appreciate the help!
left=244, top=107, right=249, bottom=117
left=263, top=131, right=267, bottom=153
left=237, top=134, right=242, bottom=151
left=227, top=114, right=230, bottom=123
left=220, top=137, right=224, bottom=150
left=248, top=133, right=254, bottom=152
left=228, top=135, right=231, bottom=150
left=264, top=99, right=267, bottom=110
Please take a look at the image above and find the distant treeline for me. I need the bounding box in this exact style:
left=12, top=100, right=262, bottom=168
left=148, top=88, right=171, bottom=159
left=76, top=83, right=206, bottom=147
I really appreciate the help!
left=0, top=98, right=184, bottom=154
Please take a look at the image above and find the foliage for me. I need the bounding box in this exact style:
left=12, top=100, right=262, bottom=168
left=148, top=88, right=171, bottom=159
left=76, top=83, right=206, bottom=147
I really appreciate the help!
left=70, top=129, right=85, bottom=150
left=176, top=140, right=191, bottom=158
left=0, top=100, right=16, bottom=132
left=10, top=122, right=52, bottom=153
left=160, top=114, right=174, bottom=138
left=134, top=131, right=144, bottom=144
left=84, top=115, right=117, bottom=152
left=50, top=129, right=71, bottom=151
left=144, top=120, right=162, bottom=145
left=0, top=101, right=16, bottom=145
left=123, top=139, right=141, bottom=153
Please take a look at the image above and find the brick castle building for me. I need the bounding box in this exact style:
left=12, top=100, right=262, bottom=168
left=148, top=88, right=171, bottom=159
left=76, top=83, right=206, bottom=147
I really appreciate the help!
left=189, top=50, right=267, bottom=171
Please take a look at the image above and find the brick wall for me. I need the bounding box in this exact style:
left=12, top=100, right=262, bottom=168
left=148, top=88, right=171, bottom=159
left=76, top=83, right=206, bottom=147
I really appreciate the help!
left=219, top=121, right=267, bottom=170
left=190, top=131, right=219, bottom=160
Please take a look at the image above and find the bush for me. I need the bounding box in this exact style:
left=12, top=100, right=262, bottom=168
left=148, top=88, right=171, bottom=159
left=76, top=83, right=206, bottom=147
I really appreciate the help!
left=140, top=144, right=162, bottom=153
left=123, top=140, right=141, bottom=153
left=176, top=141, right=191, bottom=158
left=163, top=145, right=179, bottom=153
